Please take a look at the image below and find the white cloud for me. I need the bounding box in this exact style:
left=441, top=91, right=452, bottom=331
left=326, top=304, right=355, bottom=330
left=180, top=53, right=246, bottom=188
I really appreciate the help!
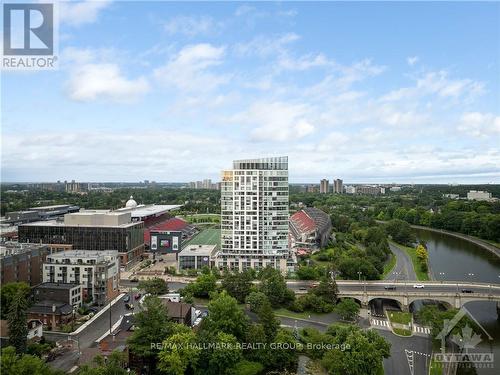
left=66, top=63, right=149, bottom=102
left=278, top=53, right=331, bottom=71
left=60, top=0, right=112, bottom=27
left=407, top=56, right=419, bottom=66
left=457, top=112, right=500, bottom=138
left=154, top=43, right=229, bottom=92
left=229, top=101, right=315, bottom=142
left=234, top=33, right=300, bottom=58
left=382, top=70, right=485, bottom=102
left=234, top=5, right=255, bottom=17
left=163, top=15, right=222, bottom=37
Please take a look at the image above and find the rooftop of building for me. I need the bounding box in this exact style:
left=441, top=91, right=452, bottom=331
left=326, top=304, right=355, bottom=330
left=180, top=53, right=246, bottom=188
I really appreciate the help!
left=0, top=242, right=47, bottom=257
left=116, top=204, right=182, bottom=218
left=47, top=250, right=119, bottom=259
left=232, top=156, right=288, bottom=170
left=179, top=244, right=217, bottom=256
left=28, top=300, right=73, bottom=315
left=28, top=204, right=72, bottom=210
left=160, top=300, right=192, bottom=318
left=36, top=282, right=80, bottom=290
left=19, top=218, right=141, bottom=229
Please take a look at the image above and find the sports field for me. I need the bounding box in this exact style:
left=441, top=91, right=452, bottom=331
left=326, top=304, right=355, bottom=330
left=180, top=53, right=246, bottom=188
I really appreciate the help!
left=186, top=228, right=221, bottom=248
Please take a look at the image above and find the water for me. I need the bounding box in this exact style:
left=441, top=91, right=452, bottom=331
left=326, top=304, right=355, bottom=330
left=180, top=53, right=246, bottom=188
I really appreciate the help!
left=414, top=228, right=500, bottom=375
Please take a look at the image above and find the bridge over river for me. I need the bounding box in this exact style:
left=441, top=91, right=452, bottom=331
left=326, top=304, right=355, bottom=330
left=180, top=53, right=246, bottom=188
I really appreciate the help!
left=296, top=280, right=500, bottom=312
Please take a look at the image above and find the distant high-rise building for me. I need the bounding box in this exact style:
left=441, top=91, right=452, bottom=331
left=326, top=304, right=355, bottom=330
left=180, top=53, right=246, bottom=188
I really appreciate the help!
left=345, top=185, right=356, bottom=194
left=320, top=179, right=329, bottom=194
left=203, top=179, right=212, bottom=189
left=219, top=157, right=291, bottom=273
left=467, top=190, right=493, bottom=201
left=334, top=179, right=343, bottom=194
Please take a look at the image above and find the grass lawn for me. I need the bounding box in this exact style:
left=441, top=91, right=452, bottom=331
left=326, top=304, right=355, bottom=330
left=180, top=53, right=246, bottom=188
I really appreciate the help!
left=429, top=356, right=443, bottom=375
left=393, top=327, right=412, bottom=336
left=381, top=253, right=396, bottom=279
left=274, top=308, right=333, bottom=320
left=390, top=241, right=430, bottom=281
left=186, top=228, right=221, bottom=248
left=387, top=311, right=411, bottom=325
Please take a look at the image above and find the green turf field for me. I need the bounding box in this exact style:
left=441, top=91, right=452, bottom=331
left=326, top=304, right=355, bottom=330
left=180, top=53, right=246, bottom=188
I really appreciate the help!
left=186, top=228, right=221, bottom=248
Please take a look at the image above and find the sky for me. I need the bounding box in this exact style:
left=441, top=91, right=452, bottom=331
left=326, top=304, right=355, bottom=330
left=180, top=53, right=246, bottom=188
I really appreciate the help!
left=2, top=0, right=500, bottom=184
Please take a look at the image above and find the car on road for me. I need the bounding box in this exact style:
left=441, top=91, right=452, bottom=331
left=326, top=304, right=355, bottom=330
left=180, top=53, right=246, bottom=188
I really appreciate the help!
left=413, top=284, right=425, bottom=289
left=123, top=295, right=130, bottom=303
left=384, top=285, right=396, bottom=290
left=299, top=287, right=307, bottom=291
left=125, top=303, right=134, bottom=310
left=134, top=293, right=141, bottom=300
left=130, top=277, right=139, bottom=283
left=461, top=289, right=474, bottom=294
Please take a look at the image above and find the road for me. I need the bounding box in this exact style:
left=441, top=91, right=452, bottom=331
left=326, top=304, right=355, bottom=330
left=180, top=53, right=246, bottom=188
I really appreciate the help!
left=379, top=330, right=432, bottom=375
left=74, top=292, right=137, bottom=349
left=386, top=242, right=417, bottom=281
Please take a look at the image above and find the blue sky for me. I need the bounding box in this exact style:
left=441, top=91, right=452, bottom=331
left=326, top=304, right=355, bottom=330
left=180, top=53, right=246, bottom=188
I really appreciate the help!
left=2, top=0, right=499, bottom=183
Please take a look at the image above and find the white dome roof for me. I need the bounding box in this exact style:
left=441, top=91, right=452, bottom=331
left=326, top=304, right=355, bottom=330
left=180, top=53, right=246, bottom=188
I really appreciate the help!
left=125, top=195, right=137, bottom=208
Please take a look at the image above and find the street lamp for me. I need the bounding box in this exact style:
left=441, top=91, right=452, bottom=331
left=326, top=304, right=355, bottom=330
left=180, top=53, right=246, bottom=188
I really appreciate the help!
left=438, top=272, right=445, bottom=283
left=357, top=271, right=362, bottom=282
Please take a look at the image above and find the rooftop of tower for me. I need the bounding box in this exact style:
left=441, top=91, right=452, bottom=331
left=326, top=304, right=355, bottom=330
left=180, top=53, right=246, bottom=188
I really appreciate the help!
left=232, top=156, right=288, bottom=170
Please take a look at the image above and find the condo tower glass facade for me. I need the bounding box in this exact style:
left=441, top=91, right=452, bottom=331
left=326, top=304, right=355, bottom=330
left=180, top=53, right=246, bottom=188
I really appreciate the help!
left=219, top=156, right=290, bottom=272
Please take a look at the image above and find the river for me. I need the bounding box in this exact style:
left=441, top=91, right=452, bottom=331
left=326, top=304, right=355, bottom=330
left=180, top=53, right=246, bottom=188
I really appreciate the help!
left=414, top=228, right=500, bottom=375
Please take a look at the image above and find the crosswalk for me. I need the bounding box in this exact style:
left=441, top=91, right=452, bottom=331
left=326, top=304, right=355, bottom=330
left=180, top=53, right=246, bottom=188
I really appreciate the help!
left=370, top=318, right=431, bottom=335
left=413, top=325, right=431, bottom=334
left=370, top=318, right=390, bottom=328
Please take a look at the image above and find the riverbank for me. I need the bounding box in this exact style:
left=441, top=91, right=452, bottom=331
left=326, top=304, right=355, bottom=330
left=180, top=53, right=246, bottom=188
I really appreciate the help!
left=410, top=225, right=500, bottom=259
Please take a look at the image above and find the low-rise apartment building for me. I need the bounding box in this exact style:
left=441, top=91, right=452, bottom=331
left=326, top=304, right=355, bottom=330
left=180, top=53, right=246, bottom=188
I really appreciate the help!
left=43, top=250, right=120, bottom=305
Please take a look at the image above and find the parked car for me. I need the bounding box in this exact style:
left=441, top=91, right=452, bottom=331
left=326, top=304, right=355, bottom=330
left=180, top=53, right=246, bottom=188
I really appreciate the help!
left=125, top=303, right=134, bottom=310
left=123, top=295, right=130, bottom=303
left=134, top=293, right=141, bottom=300
left=384, top=285, right=396, bottom=290
left=413, top=284, right=425, bottom=289
left=130, top=277, right=139, bottom=283
left=461, top=289, right=474, bottom=294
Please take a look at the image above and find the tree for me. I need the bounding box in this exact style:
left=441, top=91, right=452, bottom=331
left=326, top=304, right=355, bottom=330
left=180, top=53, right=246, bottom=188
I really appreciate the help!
left=257, top=300, right=279, bottom=342
left=312, top=277, right=338, bottom=304
left=385, top=219, right=416, bottom=246
left=78, top=351, right=128, bottom=375
left=158, top=327, right=200, bottom=375
left=7, top=290, right=29, bottom=353
left=206, top=332, right=242, bottom=375
left=334, top=298, right=360, bottom=321
left=1, top=346, right=63, bottom=375
left=233, top=360, right=264, bottom=375
left=321, top=324, right=391, bottom=375
left=221, top=272, right=253, bottom=303
left=181, top=273, right=217, bottom=298
left=1, top=282, right=30, bottom=319
left=127, top=296, right=173, bottom=368
left=266, top=329, right=299, bottom=371
left=259, top=268, right=294, bottom=308
left=245, top=291, right=268, bottom=313
left=203, top=291, right=249, bottom=340
left=415, top=244, right=428, bottom=262
left=138, top=277, right=169, bottom=296
left=296, top=265, right=320, bottom=280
